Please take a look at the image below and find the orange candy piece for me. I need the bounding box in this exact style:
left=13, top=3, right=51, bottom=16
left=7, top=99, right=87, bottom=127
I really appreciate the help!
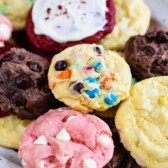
left=57, top=70, right=71, bottom=79
left=102, top=73, right=115, bottom=90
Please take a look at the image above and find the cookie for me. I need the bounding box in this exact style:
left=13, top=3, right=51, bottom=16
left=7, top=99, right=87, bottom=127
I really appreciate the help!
left=125, top=30, right=168, bottom=80
left=19, top=108, right=114, bottom=168
left=0, top=48, right=54, bottom=119
left=26, top=0, right=115, bottom=52
left=0, top=115, right=31, bottom=149
left=48, top=44, right=132, bottom=113
left=115, top=77, right=168, bottom=168
left=0, top=0, right=34, bottom=31
left=99, top=0, right=151, bottom=50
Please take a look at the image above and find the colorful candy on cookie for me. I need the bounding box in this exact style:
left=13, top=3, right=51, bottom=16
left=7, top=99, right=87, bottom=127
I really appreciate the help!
left=26, top=0, right=115, bottom=52
left=18, top=108, right=114, bottom=168
left=48, top=44, right=132, bottom=113
left=125, top=30, right=168, bottom=80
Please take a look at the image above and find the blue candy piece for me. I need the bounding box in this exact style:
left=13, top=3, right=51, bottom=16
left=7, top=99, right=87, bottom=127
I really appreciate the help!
left=104, top=48, right=109, bottom=52
left=93, top=62, right=102, bottom=71
left=85, top=88, right=99, bottom=98
left=104, top=92, right=118, bottom=105
left=85, top=77, right=98, bottom=83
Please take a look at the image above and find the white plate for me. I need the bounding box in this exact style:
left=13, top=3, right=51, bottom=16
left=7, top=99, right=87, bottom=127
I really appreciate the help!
left=0, top=1, right=168, bottom=168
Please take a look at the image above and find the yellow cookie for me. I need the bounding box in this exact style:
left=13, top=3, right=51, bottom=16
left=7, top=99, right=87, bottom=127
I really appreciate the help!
left=0, top=0, right=34, bottom=31
left=115, top=76, right=168, bottom=168
left=48, top=44, right=131, bottom=113
left=0, top=115, right=32, bottom=149
left=99, top=0, right=151, bottom=50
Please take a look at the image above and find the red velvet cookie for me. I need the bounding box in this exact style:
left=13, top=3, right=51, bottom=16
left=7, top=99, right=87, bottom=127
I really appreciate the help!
left=26, top=0, right=115, bottom=53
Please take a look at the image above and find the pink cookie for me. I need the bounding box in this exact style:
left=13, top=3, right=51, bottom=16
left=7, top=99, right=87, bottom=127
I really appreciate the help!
left=0, top=14, right=12, bottom=43
left=19, top=108, right=114, bottom=168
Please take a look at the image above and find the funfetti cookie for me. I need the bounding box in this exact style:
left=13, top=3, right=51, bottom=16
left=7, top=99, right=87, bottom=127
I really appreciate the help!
left=115, top=76, right=168, bottom=168
left=48, top=44, right=132, bottom=113
left=0, top=0, right=34, bottom=31
left=125, top=30, right=168, bottom=80
left=19, top=108, right=114, bottom=168
left=99, top=0, right=151, bottom=50
left=26, top=0, right=115, bottom=52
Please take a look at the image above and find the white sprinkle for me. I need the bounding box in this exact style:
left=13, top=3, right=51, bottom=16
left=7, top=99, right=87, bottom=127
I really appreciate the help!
left=98, top=134, right=111, bottom=146
left=83, top=158, right=97, bottom=168
left=38, top=160, right=45, bottom=168
left=56, top=128, right=71, bottom=141
left=0, top=23, right=10, bottom=40
left=33, top=135, right=47, bottom=145
left=67, top=116, right=75, bottom=122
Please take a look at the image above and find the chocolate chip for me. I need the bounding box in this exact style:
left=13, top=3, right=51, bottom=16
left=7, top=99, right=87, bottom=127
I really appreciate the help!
left=15, top=74, right=32, bottom=89
left=144, top=46, right=155, bottom=56
left=73, top=82, right=84, bottom=93
left=156, top=32, right=168, bottom=43
left=11, top=92, right=27, bottom=107
left=27, top=61, right=42, bottom=72
left=2, top=53, right=13, bottom=62
left=55, top=60, right=67, bottom=71
left=94, top=46, right=101, bottom=55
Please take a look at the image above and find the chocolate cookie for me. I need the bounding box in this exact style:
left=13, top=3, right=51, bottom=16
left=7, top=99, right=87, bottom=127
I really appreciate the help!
left=125, top=30, right=168, bottom=80
left=0, top=48, right=54, bottom=119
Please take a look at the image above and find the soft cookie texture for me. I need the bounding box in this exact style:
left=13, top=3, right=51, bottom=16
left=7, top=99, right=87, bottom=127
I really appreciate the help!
left=99, top=0, right=151, bottom=50
left=125, top=30, right=168, bottom=80
left=19, top=108, right=114, bottom=168
left=0, top=0, right=34, bottom=30
left=0, top=48, right=54, bottom=119
left=26, top=0, right=115, bottom=53
left=48, top=44, right=132, bottom=113
left=115, top=77, right=168, bottom=168
left=0, top=115, right=31, bottom=149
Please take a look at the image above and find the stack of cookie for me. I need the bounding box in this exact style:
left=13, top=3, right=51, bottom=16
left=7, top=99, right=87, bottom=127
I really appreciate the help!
left=0, top=0, right=167, bottom=168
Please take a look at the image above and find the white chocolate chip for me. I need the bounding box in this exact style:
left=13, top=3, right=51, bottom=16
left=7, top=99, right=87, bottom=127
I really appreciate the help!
left=98, top=134, right=111, bottom=146
left=0, top=23, right=10, bottom=40
left=38, top=160, right=45, bottom=168
left=34, top=135, right=47, bottom=145
left=67, top=116, right=75, bottom=122
left=56, top=129, right=71, bottom=141
left=141, top=100, right=153, bottom=111
left=83, top=159, right=97, bottom=168
left=21, top=159, right=27, bottom=168
left=58, top=107, right=71, bottom=112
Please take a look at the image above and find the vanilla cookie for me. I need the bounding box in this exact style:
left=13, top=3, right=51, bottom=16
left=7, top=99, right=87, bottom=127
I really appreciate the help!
left=115, top=77, right=168, bottom=168
left=99, top=0, right=151, bottom=50
left=48, top=44, right=131, bottom=113
left=0, top=115, right=31, bottom=149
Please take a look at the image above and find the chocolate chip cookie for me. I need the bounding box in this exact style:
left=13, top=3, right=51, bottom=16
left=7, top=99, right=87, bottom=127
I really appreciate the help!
left=125, top=30, right=168, bottom=80
left=0, top=48, right=54, bottom=119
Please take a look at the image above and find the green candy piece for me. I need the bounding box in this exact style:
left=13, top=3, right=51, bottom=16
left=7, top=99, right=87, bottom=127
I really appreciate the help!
left=0, top=6, right=6, bottom=14
left=25, top=0, right=34, bottom=3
